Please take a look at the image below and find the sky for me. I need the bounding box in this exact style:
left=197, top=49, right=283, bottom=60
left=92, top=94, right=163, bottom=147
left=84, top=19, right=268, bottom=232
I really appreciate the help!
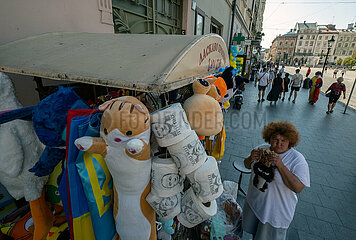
left=261, top=0, right=356, bottom=49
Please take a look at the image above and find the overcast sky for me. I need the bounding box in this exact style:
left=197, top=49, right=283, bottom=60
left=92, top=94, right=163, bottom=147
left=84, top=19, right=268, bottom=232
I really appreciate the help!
left=261, top=0, right=356, bottom=49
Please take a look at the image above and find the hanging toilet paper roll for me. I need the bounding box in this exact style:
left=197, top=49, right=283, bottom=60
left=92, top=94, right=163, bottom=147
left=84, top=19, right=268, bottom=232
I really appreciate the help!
left=177, top=188, right=217, bottom=228
left=151, top=103, right=191, bottom=147
left=151, top=154, right=183, bottom=197
left=187, top=156, right=223, bottom=203
left=167, top=131, right=207, bottom=175
left=146, top=192, right=181, bottom=221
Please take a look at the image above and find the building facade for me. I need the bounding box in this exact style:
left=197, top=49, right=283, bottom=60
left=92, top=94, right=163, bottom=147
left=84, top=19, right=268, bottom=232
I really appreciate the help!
left=312, top=25, right=338, bottom=65
left=293, top=22, right=318, bottom=65
left=269, top=32, right=297, bottom=65
left=333, top=30, right=356, bottom=62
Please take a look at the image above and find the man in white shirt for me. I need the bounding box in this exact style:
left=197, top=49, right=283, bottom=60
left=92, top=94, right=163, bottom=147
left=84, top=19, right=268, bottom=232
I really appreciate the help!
left=288, top=69, right=303, bottom=103
left=255, top=68, right=270, bottom=102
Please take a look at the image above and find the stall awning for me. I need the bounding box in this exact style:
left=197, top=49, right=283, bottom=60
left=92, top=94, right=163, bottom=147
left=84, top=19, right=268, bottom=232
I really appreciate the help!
left=0, top=32, right=228, bottom=93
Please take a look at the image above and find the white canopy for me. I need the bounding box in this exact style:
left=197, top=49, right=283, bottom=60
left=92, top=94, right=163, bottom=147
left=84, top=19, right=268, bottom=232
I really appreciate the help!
left=0, top=32, right=229, bottom=93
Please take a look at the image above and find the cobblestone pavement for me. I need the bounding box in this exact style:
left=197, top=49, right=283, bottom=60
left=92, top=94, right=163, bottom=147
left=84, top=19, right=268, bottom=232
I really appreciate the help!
left=219, top=79, right=356, bottom=240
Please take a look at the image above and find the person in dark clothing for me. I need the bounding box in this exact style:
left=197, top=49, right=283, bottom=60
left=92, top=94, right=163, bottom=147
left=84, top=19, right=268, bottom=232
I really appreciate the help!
left=267, top=73, right=284, bottom=104
left=281, top=73, right=290, bottom=101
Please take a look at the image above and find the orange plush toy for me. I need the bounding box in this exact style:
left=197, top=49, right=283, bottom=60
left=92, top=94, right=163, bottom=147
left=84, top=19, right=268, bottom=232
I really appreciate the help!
left=74, top=96, right=156, bottom=240
left=183, top=79, right=223, bottom=137
left=205, top=76, right=227, bottom=102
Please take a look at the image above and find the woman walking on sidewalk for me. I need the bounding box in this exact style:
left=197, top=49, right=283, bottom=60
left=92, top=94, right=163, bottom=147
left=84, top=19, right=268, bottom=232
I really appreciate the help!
left=325, top=77, right=346, bottom=114
left=308, top=71, right=323, bottom=105
left=281, top=73, right=290, bottom=101
left=242, top=121, right=310, bottom=240
left=267, top=73, right=284, bottom=104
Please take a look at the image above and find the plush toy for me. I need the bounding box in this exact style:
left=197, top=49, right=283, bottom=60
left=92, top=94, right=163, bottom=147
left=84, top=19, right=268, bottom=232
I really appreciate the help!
left=205, top=77, right=227, bottom=103
left=219, top=67, right=236, bottom=104
left=74, top=96, right=156, bottom=240
left=0, top=73, right=55, bottom=240
left=253, top=149, right=275, bottom=192
left=183, top=79, right=223, bottom=137
left=157, top=218, right=174, bottom=240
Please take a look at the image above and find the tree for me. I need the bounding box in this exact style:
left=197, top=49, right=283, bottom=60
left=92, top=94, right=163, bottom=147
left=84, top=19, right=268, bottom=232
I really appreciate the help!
left=343, top=57, right=355, bottom=66
left=336, top=58, right=343, bottom=65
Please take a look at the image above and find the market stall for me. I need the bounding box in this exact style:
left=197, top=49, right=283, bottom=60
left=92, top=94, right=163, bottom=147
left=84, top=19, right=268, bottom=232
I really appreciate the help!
left=0, top=32, right=243, bottom=240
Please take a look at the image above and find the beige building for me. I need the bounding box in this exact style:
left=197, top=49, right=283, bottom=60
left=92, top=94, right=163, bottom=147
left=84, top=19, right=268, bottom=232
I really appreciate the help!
left=333, top=29, right=356, bottom=62
left=294, top=22, right=318, bottom=64
left=312, top=25, right=338, bottom=65
left=1, top=0, right=265, bottom=105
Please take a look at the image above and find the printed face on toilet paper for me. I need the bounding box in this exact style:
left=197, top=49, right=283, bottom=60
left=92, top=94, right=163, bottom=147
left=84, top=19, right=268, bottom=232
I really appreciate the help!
left=151, top=103, right=191, bottom=147
left=146, top=192, right=181, bottom=221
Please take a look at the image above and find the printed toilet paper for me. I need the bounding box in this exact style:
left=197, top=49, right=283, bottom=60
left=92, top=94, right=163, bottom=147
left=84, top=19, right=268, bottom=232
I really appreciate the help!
left=177, top=188, right=217, bottom=228
left=146, top=192, right=181, bottom=221
left=167, top=130, right=207, bottom=175
left=151, top=154, right=183, bottom=197
left=151, top=103, right=191, bottom=147
left=187, top=156, right=223, bottom=203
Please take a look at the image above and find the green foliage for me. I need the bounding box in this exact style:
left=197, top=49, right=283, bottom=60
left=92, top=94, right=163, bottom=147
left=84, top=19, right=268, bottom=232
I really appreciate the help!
left=343, top=57, right=355, bottom=66
left=336, top=58, right=343, bottom=65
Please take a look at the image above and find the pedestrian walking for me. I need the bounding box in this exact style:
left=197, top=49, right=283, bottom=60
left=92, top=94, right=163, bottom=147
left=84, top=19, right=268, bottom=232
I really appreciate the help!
left=278, top=65, right=285, bottom=78
left=288, top=69, right=303, bottom=103
left=308, top=71, right=323, bottom=105
left=325, top=77, right=346, bottom=114
left=325, top=66, right=328, bottom=73
left=306, top=67, right=311, bottom=77
left=333, top=69, right=339, bottom=78
left=243, top=121, right=310, bottom=240
left=341, top=68, right=346, bottom=77
left=267, top=73, right=284, bottom=104
left=255, top=68, right=270, bottom=102
left=281, top=73, right=290, bottom=101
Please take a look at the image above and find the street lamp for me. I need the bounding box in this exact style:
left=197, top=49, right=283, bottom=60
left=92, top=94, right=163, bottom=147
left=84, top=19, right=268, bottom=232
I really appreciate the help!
left=321, top=36, right=335, bottom=76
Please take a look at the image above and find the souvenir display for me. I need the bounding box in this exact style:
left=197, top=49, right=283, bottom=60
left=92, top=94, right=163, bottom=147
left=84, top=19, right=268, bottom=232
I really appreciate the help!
left=74, top=97, right=156, bottom=240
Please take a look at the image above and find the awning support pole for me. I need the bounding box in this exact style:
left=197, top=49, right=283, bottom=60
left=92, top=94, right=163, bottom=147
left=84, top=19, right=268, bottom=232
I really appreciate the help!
left=34, top=76, right=45, bottom=100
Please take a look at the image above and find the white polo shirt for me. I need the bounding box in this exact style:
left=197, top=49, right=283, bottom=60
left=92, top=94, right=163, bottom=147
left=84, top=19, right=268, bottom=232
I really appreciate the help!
left=257, top=72, right=269, bottom=86
left=246, top=144, right=310, bottom=229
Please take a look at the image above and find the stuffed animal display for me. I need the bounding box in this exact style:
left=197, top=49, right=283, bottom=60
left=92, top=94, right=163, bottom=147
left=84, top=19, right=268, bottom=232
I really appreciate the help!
left=0, top=73, right=55, bottom=240
left=253, top=148, right=275, bottom=192
left=183, top=79, right=223, bottom=137
left=74, top=96, right=156, bottom=240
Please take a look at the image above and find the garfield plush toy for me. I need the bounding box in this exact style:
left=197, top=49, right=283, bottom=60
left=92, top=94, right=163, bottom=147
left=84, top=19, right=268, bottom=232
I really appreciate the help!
left=74, top=96, right=156, bottom=240
left=183, top=79, right=223, bottom=137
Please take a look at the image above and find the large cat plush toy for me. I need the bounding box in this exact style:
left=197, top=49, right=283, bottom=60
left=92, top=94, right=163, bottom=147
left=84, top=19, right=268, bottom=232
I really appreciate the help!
left=74, top=96, right=156, bottom=240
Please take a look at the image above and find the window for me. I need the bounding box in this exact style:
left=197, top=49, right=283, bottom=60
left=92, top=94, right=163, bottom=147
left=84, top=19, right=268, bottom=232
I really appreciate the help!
left=195, top=8, right=205, bottom=35
left=285, top=41, right=288, bottom=45
left=306, top=35, right=310, bottom=40
left=325, top=36, right=328, bottom=40
left=317, top=42, right=321, bottom=46
left=308, top=49, right=312, bottom=53
left=345, top=43, right=348, bottom=48
left=349, top=51, right=353, bottom=55
left=340, top=37, right=343, bottom=41
left=300, top=35, right=304, bottom=39
left=279, top=42, right=282, bottom=46
left=323, top=42, right=327, bottom=47
left=354, top=37, right=356, bottom=41
left=312, top=36, right=315, bottom=39
left=343, top=50, right=346, bottom=55
left=210, top=18, right=222, bottom=36
left=305, top=41, right=309, bottom=46
left=291, top=42, right=293, bottom=46
left=346, top=37, right=350, bottom=41
left=338, top=43, right=342, bottom=47
left=352, top=43, right=355, bottom=48
left=300, top=49, right=304, bottom=53
left=299, top=41, right=302, bottom=46
left=319, top=36, right=322, bottom=40
left=310, top=42, right=313, bottom=46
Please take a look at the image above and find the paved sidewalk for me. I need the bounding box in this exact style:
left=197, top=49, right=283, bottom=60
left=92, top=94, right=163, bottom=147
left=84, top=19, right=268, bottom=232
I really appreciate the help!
left=219, top=80, right=356, bottom=240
